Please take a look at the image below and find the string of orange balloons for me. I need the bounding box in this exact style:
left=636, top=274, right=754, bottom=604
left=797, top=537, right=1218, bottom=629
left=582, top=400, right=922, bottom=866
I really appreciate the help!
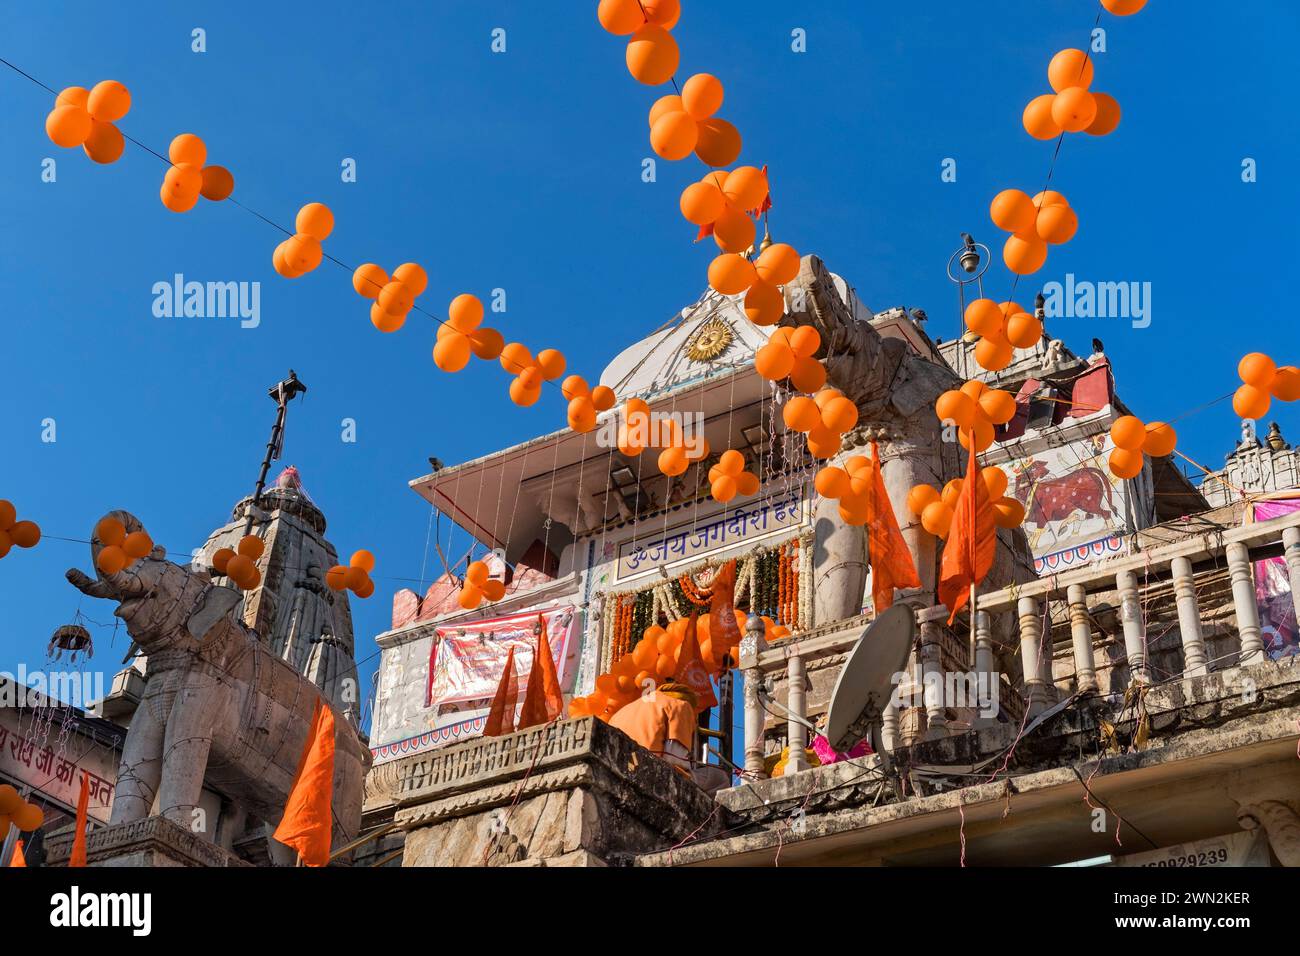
left=0, top=500, right=41, bottom=562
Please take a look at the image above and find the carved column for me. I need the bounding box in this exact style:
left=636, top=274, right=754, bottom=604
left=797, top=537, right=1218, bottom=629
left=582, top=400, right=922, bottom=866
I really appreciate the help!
left=1171, top=555, right=1208, bottom=676
left=1282, top=527, right=1300, bottom=610
left=880, top=701, right=899, bottom=752
left=1236, top=800, right=1300, bottom=867
left=1116, top=569, right=1148, bottom=683
left=1067, top=584, right=1098, bottom=694
left=917, top=621, right=948, bottom=733
left=1018, top=595, right=1051, bottom=716
left=738, top=616, right=768, bottom=779
left=974, top=610, right=994, bottom=684
left=1226, top=542, right=1265, bottom=666
left=811, top=494, right=867, bottom=626
left=785, top=653, right=810, bottom=773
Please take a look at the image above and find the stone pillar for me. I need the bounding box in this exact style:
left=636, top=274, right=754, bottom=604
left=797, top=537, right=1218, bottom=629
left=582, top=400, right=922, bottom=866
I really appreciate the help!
left=1018, top=595, right=1051, bottom=716
left=974, top=611, right=994, bottom=684
left=1226, top=542, right=1265, bottom=666
left=1282, top=527, right=1300, bottom=609
left=785, top=654, right=810, bottom=774
left=880, top=701, right=899, bottom=752
left=1067, top=584, right=1098, bottom=694
left=1116, top=569, right=1148, bottom=683
left=812, top=495, right=868, bottom=625
left=1171, top=555, right=1208, bottom=676
left=918, top=621, right=948, bottom=733
left=742, top=668, right=766, bottom=778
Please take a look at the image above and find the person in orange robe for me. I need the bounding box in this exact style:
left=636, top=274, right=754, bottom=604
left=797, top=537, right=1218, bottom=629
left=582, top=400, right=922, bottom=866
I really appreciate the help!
left=608, top=680, right=698, bottom=773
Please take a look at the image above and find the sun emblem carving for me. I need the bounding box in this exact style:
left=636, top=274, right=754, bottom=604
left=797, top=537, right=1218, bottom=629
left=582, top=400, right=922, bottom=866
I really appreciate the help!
left=685, top=316, right=734, bottom=362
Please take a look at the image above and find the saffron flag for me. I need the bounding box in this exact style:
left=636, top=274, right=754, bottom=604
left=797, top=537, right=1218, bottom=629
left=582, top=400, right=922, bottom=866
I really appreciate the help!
left=865, top=442, right=920, bottom=612
left=483, top=646, right=519, bottom=737
left=709, top=560, right=742, bottom=656
left=518, top=616, right=566, bottom=728
left=68, top=771, right=89, bottom=867
left=675, top=612, right=718, bottom=713
left=938, top=436, right=996, bottom=623
left=273, top=698, right=336, bottom=867
left=11, top=839, right=26, bottom=867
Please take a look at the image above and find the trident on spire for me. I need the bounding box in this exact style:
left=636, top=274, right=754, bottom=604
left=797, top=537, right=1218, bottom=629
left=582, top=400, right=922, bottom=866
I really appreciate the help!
left=245, top=370, right=308, bottom=534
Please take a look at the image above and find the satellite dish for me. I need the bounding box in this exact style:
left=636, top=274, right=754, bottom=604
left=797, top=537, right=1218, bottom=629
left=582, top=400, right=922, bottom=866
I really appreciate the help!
left=825, top=604, right=916, bottom=754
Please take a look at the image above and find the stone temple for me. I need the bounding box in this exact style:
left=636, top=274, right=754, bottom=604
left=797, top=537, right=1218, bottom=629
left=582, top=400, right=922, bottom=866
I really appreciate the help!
left=4, top=255, right=1298, bottom=868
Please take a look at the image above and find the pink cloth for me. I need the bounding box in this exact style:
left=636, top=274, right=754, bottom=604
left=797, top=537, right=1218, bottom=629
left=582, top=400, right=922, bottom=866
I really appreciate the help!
left=811, top=734, right=871, bottom=765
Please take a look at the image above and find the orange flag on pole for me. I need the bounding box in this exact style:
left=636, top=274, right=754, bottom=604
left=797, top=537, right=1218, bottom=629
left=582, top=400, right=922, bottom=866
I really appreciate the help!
left=938, top=435, right=996, bottom=623
left=675, top=612, right=718, bottom=713
left=518, top=615, right=565, bottom=728
left=483, top=646, right=519, bottom=737
left=709, top=560, right=742, bottom=654
left=68, top=771, right=89, bottom=867
left=272, top=698, right=336, bottom=867
left=865, top=442, right=921, bottom=612
left=11, top=838, right=26, bottom=867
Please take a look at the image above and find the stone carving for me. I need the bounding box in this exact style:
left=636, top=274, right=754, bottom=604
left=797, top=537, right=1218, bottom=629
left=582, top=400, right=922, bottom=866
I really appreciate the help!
left=67, top=511, right=371, bottom=863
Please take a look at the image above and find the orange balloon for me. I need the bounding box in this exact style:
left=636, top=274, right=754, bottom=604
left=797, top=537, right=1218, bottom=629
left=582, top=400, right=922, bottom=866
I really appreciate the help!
left=163, top=162, right=202, bottom=197
left=982, top=466, right=1009, bottom=499
left=1023, top=94, right=1061, bottom=140
left=756, top=243, right=801, bottom=285
left=709, top=253, right=756, bottom=295
left=642, top=0, right=680, bottom=29
left=1051, top=87, right=1097, bottom=133
left=448, top=293, right=484, bottom=333
left=1110, top=415, right=1147, bottom=450
left=379, top=280, right=414, bottom=316
left=958, top=420, right=995, bottom=453
left=1238, top=352, right=1276, bottom=387
left=682, top=73, right=724, bottom=120
left=238, top=535, right=266, bottom=560
left=626, top=26, right=679, bottom=86
left=13, top=802, right=44, bottom=832
left=1233, top=384, right=1271, bottom=420
left=1086, top=93, right=1122, bottom=136
left=1142, top=422, right=1177, bottom=457
left=1102, top=0, right=1147, bottom=15
left=87, top=80, right=131, bottom=122
left=711, top=475, right=738, bottom=502
left=56, top=86, right=90, bottom=110
left=1005, top=311, right=1043, bottom=349
left=482, top=579, right=506, bottom=601
left=906, top=484, right=939, bottom=515
left=743, top=280, right=785, bottom=327
left=200, top=165, right=235, bottom=200
left=371, top=303, right=406, bottom=333
left=160, top=179, right=200, bottom=214
left=990, top=189, right=1036, bottom=235
left=434, top=332, right=472, bottom=372
left=465, top=560, right=488, bottom=587
left=97, top=545, right=128, bottom=575
left=789, top=354, right=827, bottom=393
left=468, top=327, right=504, bottom=360
left=993, top=497, right=1026, bottom=529
left=713, top=205, right=757, bottom=254
left=569, top=396, right=597, bottom=432
left=536, top=348, right=566, bottom=380
left=936, top=390, right=977, bottom=428
left=8, top=521, right=40, bottom=549
left=295, top=202, right=334, bottom=241
left=96, top=517, right=126, bottom=547
left=659, top=445, right=688, bottom=476
left=974, top=336, right=1014, bottom=372
left=921, top=501, right=953, bottom=538
left=1035, top=204, right=1078, bottom=245
left=1032, top=191, right=1069, bottom=210
left=964, top=298, right=1005, bottom=337
left=723, top=167, right=769, bottom=213
left=736, top=471, right=759, bottom=496
left=960, top=379, right=988, bottom=401
left=169, top=133, right=207, bottom=167
left=510, top=377, right=542, bottom=407
left=815, top=466, right=850, bottom=499
left=45, top=105, right=92, bottom=147
left=226, top=554, right=255, bottom=586
left=755, top=341, right=795, bottom=381
left=562, top=374, right=590, bottom=401
left=1048, top=49, right=1094, bottom=93
left=650, top=110, right=698, bottom=160
left=1108, top=447, right=1144, bottom=480
left=821, top=396, right=858, bottom=434
left=694, top=117, right=742, bottom=167
left=458, top=586, right=482, bottom=610
left=353, top=263, right=389, bottom=299
left=649, top=94, right=685, bottom=128
left=82, top=120, right=124, bottom=164
left=789, top=326, right=820, bottom=357
left=680, top=181, right=725, bottom=226
left=597, top=0, right=645, bottom=34
left=1003, top=233, right=1047, bottom=275
left=806, top=427, right=842, bottom=460
left=325, top=565, right=348, bottom=591
left=1271, top=366, right=1300, bottom=402
left=282, top=234, right=322, bottom=274
left=783, top=396, right=821, bottom=433
left=978, top=389, right=1017, bottom=425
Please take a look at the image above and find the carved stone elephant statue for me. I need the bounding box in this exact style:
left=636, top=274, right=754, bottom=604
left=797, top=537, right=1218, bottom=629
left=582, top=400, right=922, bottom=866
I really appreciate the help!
left=67, top=511, right=371, bottom=864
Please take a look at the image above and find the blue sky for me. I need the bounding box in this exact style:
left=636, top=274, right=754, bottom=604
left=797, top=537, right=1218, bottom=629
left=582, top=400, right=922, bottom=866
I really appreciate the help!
left=2, top=0, right=1296, bottom=725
